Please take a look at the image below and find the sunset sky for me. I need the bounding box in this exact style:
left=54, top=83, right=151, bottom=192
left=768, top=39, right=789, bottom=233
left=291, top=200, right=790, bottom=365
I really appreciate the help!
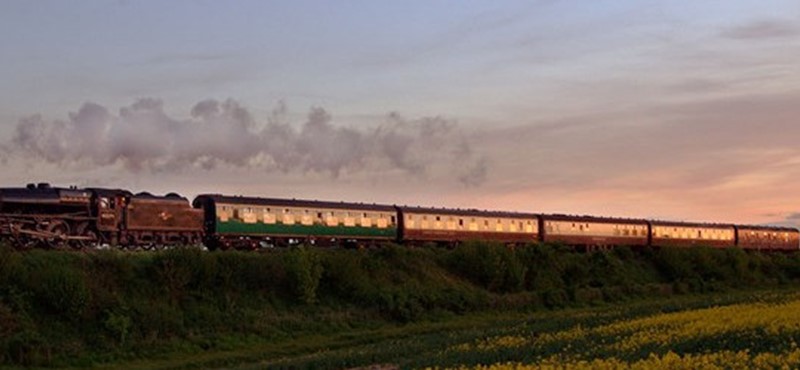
left=1, top=0, right=799, bottom=227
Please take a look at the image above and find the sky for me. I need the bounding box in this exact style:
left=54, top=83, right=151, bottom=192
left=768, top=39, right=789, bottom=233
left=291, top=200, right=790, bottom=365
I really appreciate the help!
left=1, top=0, right=799, bottom=227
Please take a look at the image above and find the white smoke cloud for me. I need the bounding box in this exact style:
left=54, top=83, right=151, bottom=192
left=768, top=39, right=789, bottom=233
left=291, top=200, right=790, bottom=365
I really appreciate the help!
left=5, top=98, right=489, bottom=186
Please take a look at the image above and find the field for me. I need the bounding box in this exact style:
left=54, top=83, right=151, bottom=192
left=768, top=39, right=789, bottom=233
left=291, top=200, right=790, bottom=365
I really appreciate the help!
left=105, top=290, right=800, bottom=369
left=2, top=243, right=800, bottom=368
left=436, top=292, right=800, bottom=369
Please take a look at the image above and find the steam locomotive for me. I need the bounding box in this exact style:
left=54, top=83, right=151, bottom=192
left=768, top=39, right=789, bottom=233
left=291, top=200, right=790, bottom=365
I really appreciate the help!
left=1, top=183, right=798, bottom=251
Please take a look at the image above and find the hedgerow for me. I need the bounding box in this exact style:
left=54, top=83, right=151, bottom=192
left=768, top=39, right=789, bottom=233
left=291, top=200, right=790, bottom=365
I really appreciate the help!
left=0, top=242, right=799, bottom=367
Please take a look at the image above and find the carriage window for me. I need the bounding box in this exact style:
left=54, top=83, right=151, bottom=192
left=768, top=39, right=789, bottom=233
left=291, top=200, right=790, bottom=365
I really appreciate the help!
left=459, top=219, right=464, bottom=226
left=317, top=212, right=323, bottom=219
left=285, top=209, right=289, bottom=213
left=391, top=216, right=396, bottom=223
left=363, top=213, right=367, bottom=218
left=436, top=216, right=441, bottom=221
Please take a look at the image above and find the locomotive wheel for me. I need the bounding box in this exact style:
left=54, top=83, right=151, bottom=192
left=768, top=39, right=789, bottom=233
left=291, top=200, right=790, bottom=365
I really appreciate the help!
left=46, top=221, right=70, bottom=249
left=71, top=223, right=97, bottom=250
left=11, top=222, right=42, bottom=249
left=153, top=235, right=167, bottom=250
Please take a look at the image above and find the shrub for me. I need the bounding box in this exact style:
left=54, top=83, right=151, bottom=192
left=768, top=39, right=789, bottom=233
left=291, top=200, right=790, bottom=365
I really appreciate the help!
left=103, top=310, right=132, bottom=347
left=151, top=248, right=205, bottom=304
left=447, top=242, right=527, bottom=293
left=33, top=264, right=90, bottom=320
left=283, top=247, right=324, bottom=304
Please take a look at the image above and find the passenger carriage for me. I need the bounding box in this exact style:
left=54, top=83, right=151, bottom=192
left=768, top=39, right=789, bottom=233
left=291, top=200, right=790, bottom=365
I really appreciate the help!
left=193, top=194, right=398, bottom=250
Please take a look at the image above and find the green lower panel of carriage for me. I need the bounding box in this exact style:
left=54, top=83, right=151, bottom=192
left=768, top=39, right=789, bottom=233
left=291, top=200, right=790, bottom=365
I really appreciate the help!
left=216, top=220, right=398, bottom=239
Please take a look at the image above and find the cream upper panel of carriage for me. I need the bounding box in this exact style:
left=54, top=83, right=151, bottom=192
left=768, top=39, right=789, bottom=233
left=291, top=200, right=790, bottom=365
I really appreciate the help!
left=545, top=220, right=647, bottom=238
left=215, top=203, right=397, bottom=228
left=404, top=213, right=537, bottom=233
left=652, top=226, right=734, bottom=240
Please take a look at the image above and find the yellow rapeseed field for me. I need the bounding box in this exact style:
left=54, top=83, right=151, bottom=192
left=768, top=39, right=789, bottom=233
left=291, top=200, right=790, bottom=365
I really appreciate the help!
left=445, top=350, right=800, bottom=370
left=438, top=295, right=800, bottom=369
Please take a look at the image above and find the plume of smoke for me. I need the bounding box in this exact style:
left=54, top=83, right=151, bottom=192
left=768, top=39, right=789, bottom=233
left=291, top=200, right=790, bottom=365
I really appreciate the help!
left=6, top=98, right=489, bottom=186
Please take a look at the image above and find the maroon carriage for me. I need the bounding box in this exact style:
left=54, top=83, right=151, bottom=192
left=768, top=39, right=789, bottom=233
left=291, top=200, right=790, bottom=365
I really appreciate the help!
left=397, top=206, right=539, bottom=246
left=540, top=214, right=649, bottom=249
left=650, top=221, right=735, bottom=248
left=736, top=225, right=799, bottom=251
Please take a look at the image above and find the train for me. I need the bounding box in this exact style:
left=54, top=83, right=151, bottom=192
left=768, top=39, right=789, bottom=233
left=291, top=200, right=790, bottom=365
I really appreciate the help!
left=1, top=183, right=798, bottom=252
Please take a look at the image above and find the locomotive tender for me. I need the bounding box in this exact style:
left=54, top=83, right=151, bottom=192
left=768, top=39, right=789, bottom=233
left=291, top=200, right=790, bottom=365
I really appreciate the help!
left=1, top=183, right=798, bottom=251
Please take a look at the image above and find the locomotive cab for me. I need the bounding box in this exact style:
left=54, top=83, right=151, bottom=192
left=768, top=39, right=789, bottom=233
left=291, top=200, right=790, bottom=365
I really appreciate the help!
left=87, top=188, right=132, bottom=245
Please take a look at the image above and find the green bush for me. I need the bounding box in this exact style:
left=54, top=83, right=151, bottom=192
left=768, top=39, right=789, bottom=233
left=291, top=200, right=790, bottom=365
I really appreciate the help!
left=38, top=267, right=90, bottom=319
left=283, top=247, right=323, bottom=304
left=446, top=242, right=527, bottom=293
left=151, top=248, right=205, bottom=304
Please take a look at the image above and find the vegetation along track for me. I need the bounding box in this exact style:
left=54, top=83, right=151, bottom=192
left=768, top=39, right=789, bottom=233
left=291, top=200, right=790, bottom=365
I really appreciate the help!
left=2, top=242, right=800, bottom=368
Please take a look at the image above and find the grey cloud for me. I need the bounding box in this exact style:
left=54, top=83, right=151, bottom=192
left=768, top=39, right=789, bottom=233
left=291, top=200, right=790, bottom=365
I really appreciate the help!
left=144, top=52, right=230, bottom=65
left=765, top=218, right=800, bottom=229
left=476, top=90, right=800, bottom=194
left=720, top=19, right=798, bottom=39
left=787, top=213, right=800, bottom=221
left=350, top=1, right=555, bottom=69
left=122, top=52, right=232, bottom=67
left=5, top=99, right=488, bottom=186
left=666, top=78, right=731, bottom=94
left=458, top=156, right=488, bottom=188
